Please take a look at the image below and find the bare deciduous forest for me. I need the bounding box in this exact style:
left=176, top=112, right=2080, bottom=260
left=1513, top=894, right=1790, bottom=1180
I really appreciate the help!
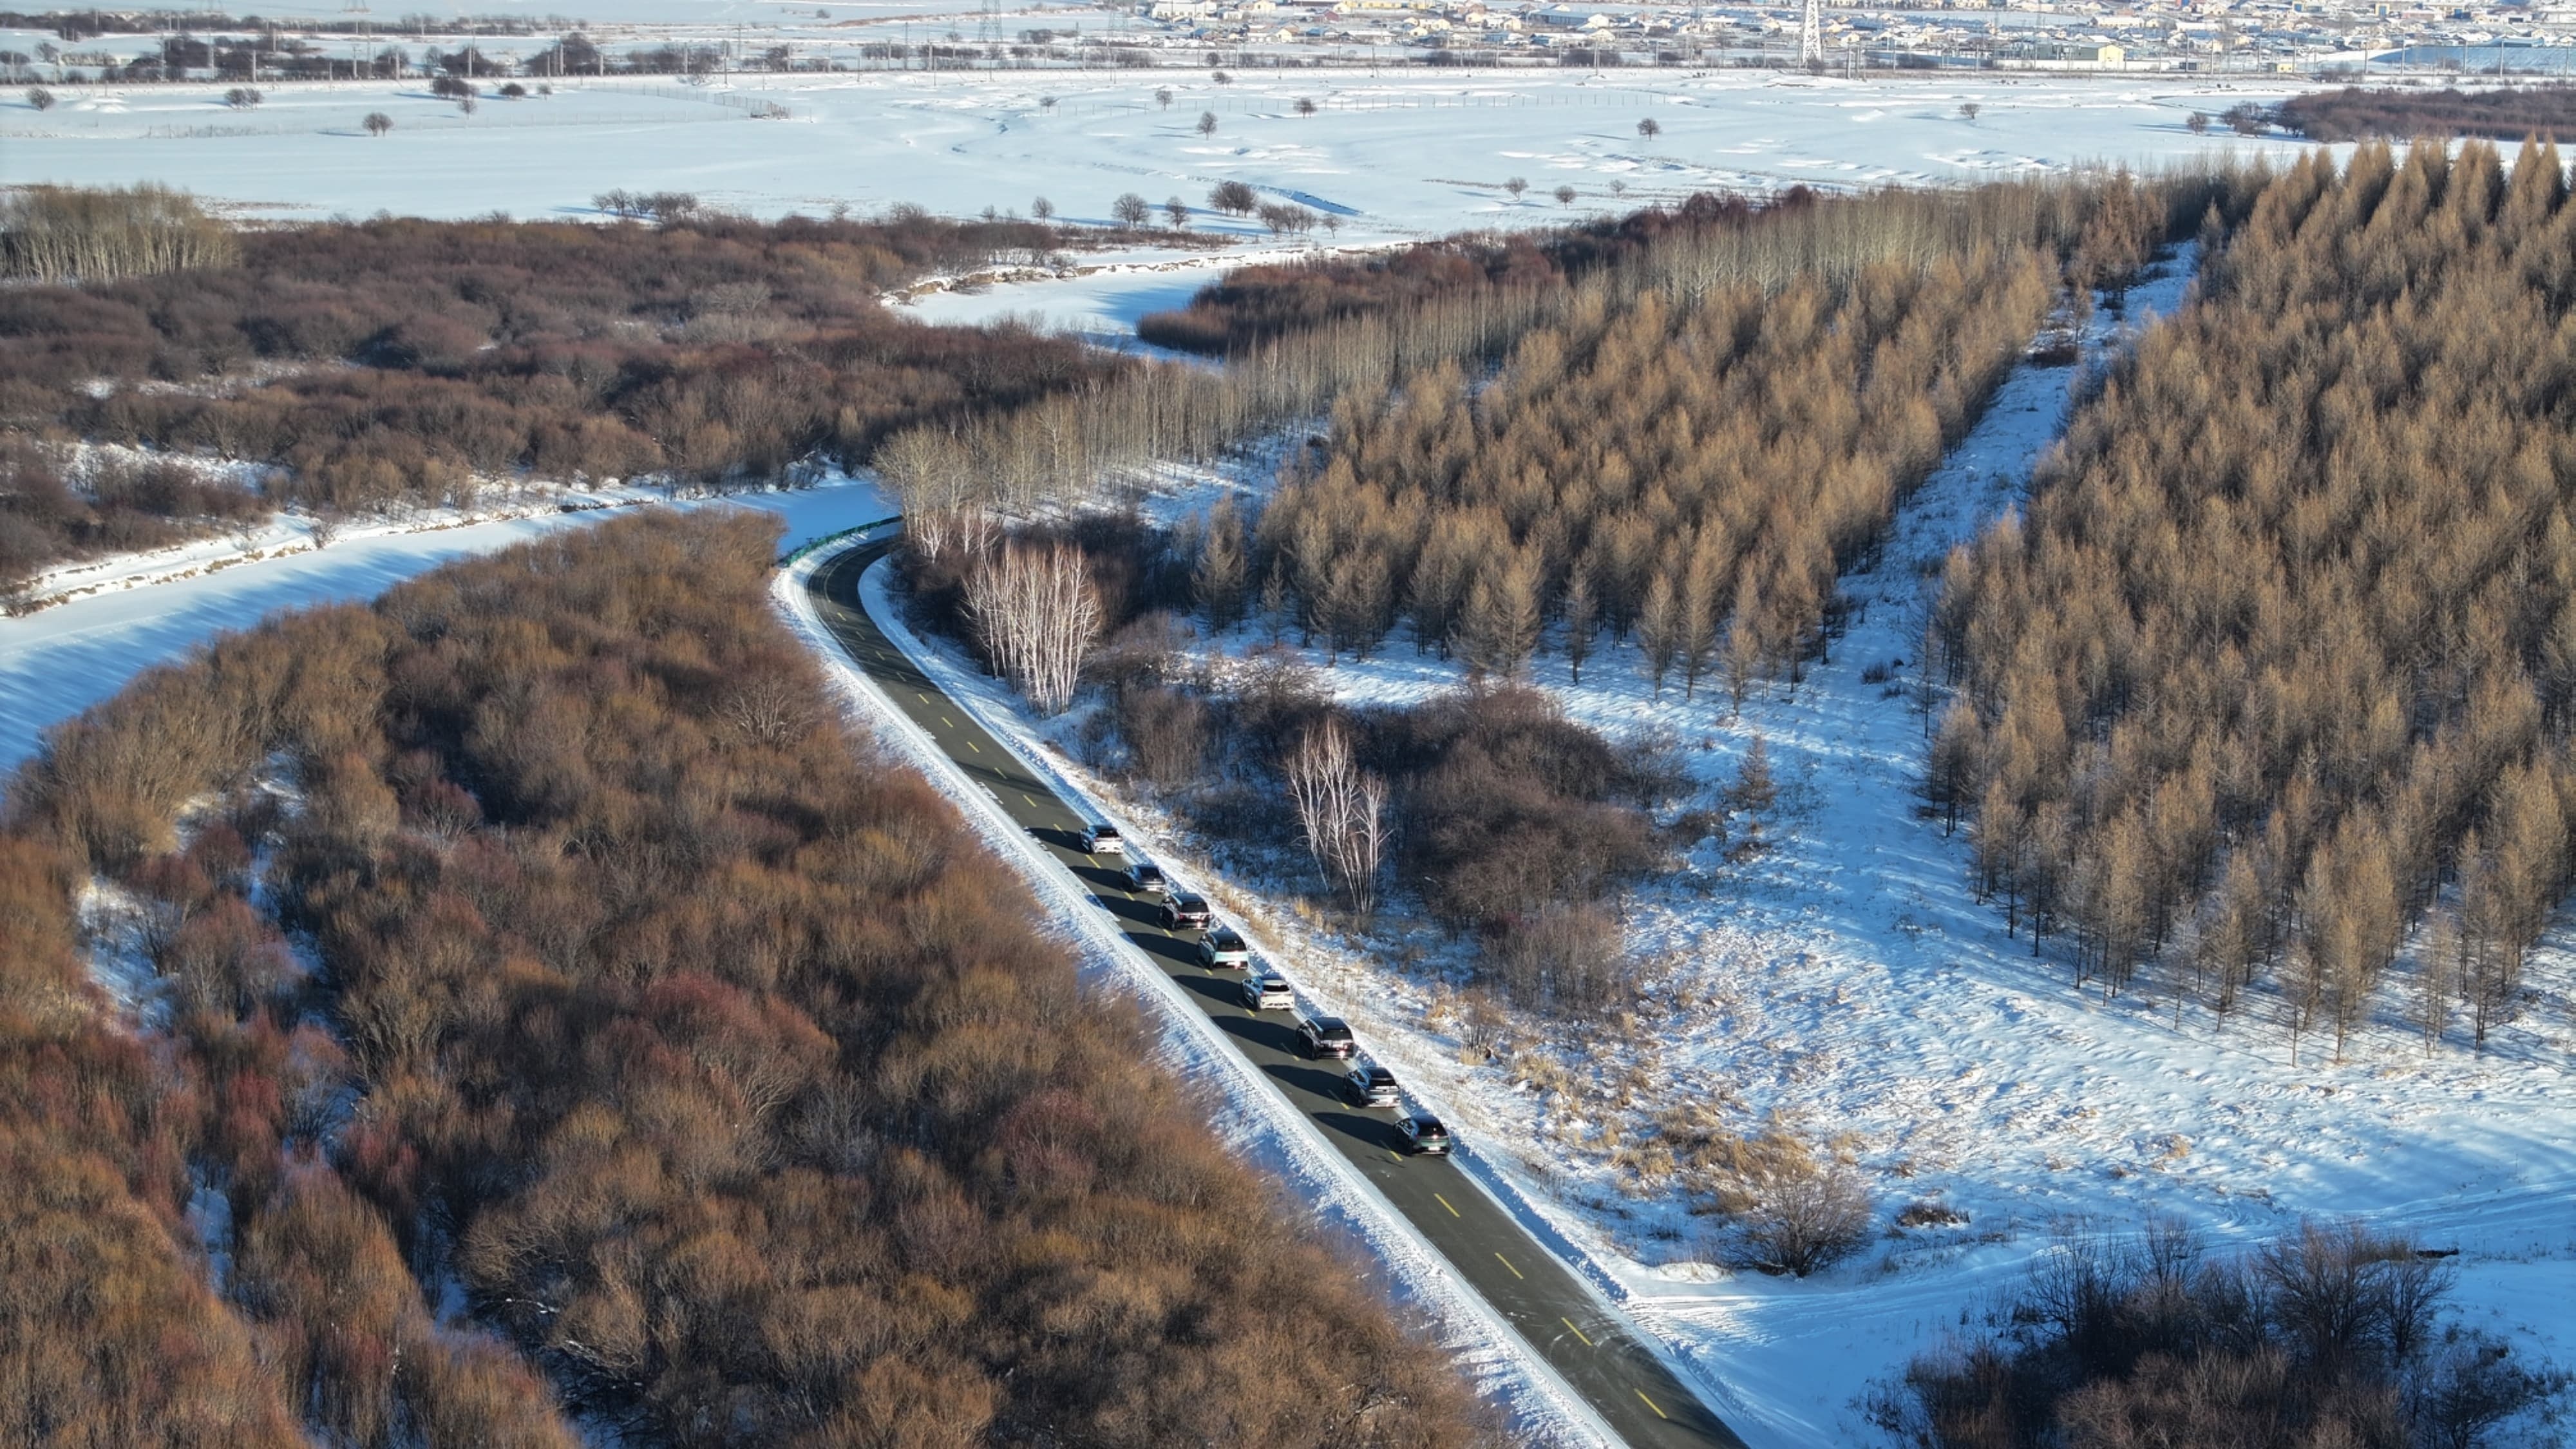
left=2272, top=86, right=2576, bottom=143
left=1877, top=1216, right=2561, bottom=1448
left=1131, top=193, right=1795, bottom=355
left=896, top=178, right=2253, bottom=1028
left=1933, top=140, right=2576, bottom=1058
left=1, top=511, right=1492, bottom=1446
left=0, top=195, right=1141, bottom=591
left=0, top=182, right=238, bottom=283
left=1137, top=230, right=1572, bottom=354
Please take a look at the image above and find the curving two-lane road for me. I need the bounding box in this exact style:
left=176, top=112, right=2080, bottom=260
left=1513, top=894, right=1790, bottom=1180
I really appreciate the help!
left=809, top=537, right=1745, bottom=1449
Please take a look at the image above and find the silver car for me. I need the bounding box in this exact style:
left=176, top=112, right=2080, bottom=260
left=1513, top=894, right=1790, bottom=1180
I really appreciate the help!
left=1396, top=1113, right=1452, bottom=1156
left=1343, top=1060, right=1400, bottom=1109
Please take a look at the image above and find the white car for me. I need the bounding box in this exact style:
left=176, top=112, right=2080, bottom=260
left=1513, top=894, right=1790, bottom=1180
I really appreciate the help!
left=1081, top=822, right=1124, bottom=855
left=1239, top=973, right=1294, bottom=1012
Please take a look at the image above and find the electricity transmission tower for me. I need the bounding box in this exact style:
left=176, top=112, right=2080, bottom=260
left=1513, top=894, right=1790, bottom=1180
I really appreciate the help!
left=1799, top=0, right=1821, bottom=64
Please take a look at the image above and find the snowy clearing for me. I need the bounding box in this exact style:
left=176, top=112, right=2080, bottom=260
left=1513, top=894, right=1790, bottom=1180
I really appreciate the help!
left=8, top=68, right=2319, bottom=245
left=887, top=248, right=2576, bottom=1444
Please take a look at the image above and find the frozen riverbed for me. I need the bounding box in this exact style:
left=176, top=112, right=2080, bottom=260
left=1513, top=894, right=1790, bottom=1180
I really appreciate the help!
left=0, top=480, right=891, bottom=772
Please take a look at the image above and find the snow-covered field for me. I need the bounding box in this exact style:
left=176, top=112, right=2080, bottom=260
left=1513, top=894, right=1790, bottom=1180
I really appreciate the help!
left=0, top=477, right=892, bottom=773
left=8, top=68, right=2315, bottom=243
left=893, top=249, right=2576, bottom=1443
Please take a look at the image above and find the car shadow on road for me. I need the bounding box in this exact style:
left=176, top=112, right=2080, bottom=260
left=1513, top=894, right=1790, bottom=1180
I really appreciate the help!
left=1174, top=973, right=1247, bottom=1008
left=1266, top=1063, right=1353, bottom=1102
left=1312, top=1110, right=1405, bottom=1151
left=1131, top=933, right=1204, bottom=969
left=1099, top=900, right=1173, bottom=933
left=1212, top=1012, right=1302, bottom=1055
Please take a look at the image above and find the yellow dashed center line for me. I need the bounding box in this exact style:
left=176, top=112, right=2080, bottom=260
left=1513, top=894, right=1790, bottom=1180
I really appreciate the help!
left=1494, top=1253, right=1523, bottom=1280
left=1635, top=1390, right=1667, bottom=1421
left=1561, top=1317, right=1593, bottom=1347
left=1023, top=794, right=1039, bottom=809
left=942, top=715, right=955, bottom=728
left=1434, top=1193, right=1461, bottom=1218
left=916, top=693, right=929, bottom=705
left=968, top=740, right=980, bottom=753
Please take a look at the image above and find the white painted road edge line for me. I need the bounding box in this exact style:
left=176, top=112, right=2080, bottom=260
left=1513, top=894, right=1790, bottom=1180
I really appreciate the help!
left=772, top=542, right=1617, bottom=1449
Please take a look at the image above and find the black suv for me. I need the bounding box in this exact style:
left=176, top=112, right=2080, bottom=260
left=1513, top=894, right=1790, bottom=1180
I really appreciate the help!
left=1396, top=1113, right=1451, bottom=1156
left=1297, top=1015, right=1355, bottom=1059
left=1160, top=890, right=1211, bottom=930
left=1343, top=1061, right=1399, bottom=1108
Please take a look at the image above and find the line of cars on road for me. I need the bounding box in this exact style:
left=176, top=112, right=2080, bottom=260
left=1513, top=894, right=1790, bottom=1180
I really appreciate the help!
left=1073, top=817, right=1451, bottom=1157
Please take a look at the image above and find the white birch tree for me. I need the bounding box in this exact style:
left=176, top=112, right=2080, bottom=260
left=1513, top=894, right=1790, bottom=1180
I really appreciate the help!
left=964, top=542, right=1100, bottom=714
left=1287, top=717, right=1387, bottom=914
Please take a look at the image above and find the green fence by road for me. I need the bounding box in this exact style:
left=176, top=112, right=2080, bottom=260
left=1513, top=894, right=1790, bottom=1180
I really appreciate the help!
left=779, top=515, right=902, bottom=568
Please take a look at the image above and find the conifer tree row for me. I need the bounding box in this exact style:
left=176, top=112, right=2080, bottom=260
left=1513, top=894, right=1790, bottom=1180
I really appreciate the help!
left=1251, top=242, right=2056, bottom=690
left=1933, top=140, right=2576, bottom=1056
left=880, top=175, right=2213, bottom=535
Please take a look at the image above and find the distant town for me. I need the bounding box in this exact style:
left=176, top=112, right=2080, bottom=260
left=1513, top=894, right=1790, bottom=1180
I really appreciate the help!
left=7, top=0, right=2576, bottom=85
left=1144, top=0, right=2576, bottom=77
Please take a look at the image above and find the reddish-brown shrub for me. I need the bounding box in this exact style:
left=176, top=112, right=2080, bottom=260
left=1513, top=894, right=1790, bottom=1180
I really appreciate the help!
left=0, top=211, right=1133, bottom=587
left=5, top=510, right=1496, bottom=1445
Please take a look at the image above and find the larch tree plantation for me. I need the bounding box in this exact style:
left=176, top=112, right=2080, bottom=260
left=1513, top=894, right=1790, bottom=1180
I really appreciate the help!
left=1933, top=140, right=2576, bottom=1062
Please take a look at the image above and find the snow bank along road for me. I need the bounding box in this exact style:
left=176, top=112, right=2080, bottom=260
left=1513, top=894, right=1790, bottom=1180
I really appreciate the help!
left=808, top=538, right=1743, bottom=1449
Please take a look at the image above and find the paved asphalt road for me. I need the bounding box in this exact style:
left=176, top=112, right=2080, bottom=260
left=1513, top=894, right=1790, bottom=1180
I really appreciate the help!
left=809, top=538, right=1746, bottom=1449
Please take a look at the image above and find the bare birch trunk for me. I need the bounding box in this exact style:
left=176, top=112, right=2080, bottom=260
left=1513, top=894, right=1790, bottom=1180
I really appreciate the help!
left=1287, top=719, right=1387, bottom=914
left=963, top=542, right=1099, bottom=714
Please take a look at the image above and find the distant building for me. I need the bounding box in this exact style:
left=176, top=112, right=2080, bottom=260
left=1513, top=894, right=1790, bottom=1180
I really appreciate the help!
left=1996, top=37, right=2135, bottom=64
